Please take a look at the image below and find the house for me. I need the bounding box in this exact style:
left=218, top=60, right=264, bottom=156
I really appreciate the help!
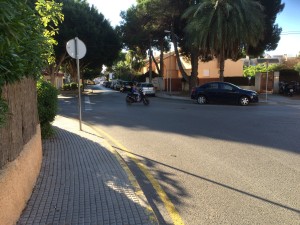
left=43, top=71, right=65, bottom=89
left=141, top=51, right=244, bottom=91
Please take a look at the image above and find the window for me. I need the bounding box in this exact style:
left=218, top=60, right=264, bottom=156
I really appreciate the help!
left=221, top=84, right=234, bottom=91
left=206, top=83, right=218, bottom=89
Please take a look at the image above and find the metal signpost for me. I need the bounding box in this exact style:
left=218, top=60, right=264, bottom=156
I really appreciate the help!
left=66, top=37, right=87, bottom=130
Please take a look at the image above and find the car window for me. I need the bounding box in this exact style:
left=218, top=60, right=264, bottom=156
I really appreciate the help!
left=221, top=84, right=234, bottom=91
left=206, top=83, right=218, bottom=90
left=140, top=83, right=153, bottom=88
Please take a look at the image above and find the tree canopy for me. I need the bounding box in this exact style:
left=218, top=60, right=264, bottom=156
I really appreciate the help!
left=118, top=0, right=176, bottom=79
left=117, top=0, right=285, bottom=87
left=0, top=0, right=62, bottom=126
left=247, top=0, right=285, bottom=56
left=54, top=0, right=122, bottom=79
left=183, top=0, right=265, bottom=81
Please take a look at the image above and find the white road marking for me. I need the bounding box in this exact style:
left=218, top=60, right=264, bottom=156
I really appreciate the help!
left=84, top=96, right=92, bottom=111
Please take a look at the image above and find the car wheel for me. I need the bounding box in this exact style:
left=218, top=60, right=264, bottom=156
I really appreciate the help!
left=239, top=96, right=249, bottom=106
left=197, top=95, right=207, bottom=104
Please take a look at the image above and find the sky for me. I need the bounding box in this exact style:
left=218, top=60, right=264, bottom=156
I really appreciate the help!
left=267, top=0, right=300, bottom=56
left=87, top=0, right=300, bottom=57
left=87, top=0, right=136, bottom=26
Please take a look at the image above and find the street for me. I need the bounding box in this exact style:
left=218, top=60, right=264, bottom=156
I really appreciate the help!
left=58, top=85, right=300, bottom=225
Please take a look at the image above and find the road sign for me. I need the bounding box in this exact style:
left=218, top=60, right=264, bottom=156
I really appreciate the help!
left=66, top=38, right=86, bottom=59
left=66, top=37, right=87, bottom=131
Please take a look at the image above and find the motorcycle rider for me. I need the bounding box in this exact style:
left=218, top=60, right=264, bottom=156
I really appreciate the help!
left=131, top=83, right=140, bottom=101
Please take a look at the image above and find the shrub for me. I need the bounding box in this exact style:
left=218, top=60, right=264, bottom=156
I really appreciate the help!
left=70, top=82, right=78, bottom=90
left=37, top=79, right=58, bottom=138
left=62, top=83, right=70, bottom=90
left=294, top=62, right=300, bottom=73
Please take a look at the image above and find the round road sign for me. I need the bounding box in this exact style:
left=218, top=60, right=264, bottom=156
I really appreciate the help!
left=66, top=38, right=86, bottom=59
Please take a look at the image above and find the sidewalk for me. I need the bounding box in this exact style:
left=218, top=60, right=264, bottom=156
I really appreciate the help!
left=17, top=116, right=157, bottom=225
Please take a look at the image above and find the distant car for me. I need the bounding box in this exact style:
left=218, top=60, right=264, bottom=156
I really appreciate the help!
left=137, top=82, right=156, bottom=96
left=120, top=81, right=133, bottom=92
left=191, top=82, right=258, bottom=106
left=103, top=81, right=111, bottom=88
left=85, top=79, right=95, bottom=85
left=110, top=80, right=118, bottom=89
left=115, top=80, right=123, bottom=90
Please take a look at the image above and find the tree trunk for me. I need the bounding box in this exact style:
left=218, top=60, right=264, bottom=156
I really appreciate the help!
left=219, top=46, right=225, bottom=82
left=48, top=64, right=56, bottom=85
left=159, top=38, right=164, bottom=77
left=67, top=61, right=77, bottom=82
left=149, top=36, right=152, bottom=83
left=172, top=35, right=189, bottom=83
left=48, top=52, right=67, bottom=86
left=190, top=49, right=199, bottom=91
left=219, top=57, right=225, bottom=82
left=151, top=52, right=160, bottom=75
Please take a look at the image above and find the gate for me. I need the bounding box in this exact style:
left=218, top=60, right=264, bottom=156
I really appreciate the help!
left=260, top=72, right=274, bottom=93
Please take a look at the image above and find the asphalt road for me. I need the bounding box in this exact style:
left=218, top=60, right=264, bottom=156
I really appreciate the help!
left=58, top=85, right=300, bottom=225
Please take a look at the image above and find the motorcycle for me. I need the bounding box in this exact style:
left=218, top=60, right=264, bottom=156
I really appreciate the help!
left=126, top=89, right=150, bottom=105
left=279, top=81, right=294, bottom=97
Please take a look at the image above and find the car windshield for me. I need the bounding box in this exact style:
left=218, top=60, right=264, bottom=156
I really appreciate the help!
left=141, top=83, right=153, bottom=87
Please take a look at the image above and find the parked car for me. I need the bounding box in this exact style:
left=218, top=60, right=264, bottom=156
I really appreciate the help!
left=85, top=79, right=95, bottom=85
left=191, top=82, right=258, bottom=106
left=110, top=80, right=118, bottom=89
left=115, top=80, right=123, bottom=90
left=120, top=81, right=133, bottom=92
left=137, top=82, right=156, bottom=96
left=103, top=81, right=111, bottom=88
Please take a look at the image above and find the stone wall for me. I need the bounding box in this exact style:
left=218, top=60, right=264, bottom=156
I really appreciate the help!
left=0, top=77, right=42, bottom=224
left=0, top=78, right=39, bottom=168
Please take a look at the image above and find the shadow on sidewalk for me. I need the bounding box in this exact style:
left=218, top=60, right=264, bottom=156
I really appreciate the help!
left=17, top=126, right=157, bottom=225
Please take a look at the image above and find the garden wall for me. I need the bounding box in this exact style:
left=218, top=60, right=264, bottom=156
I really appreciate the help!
left=0, top=77, right=42, bottom=225
left=0, top=78, right=39, bottom=168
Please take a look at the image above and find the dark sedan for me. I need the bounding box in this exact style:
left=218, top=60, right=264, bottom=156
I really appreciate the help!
left=191, top=82, right=259, bottom=106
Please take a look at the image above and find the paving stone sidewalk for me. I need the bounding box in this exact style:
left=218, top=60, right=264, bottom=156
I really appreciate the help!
left=17, top=116, right=157, bottom=225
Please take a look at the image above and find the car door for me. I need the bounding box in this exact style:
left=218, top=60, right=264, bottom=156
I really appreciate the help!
left=203, top=83, right=219, bottom=102
left=219, top=83, right=238, bottom=104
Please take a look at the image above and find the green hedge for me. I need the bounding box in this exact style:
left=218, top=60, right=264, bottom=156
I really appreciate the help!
left=0, top=0, right=48, bottom=127
left=37, top=80, right=58, bottom=138
left=62, top=82, right=80, bottom=91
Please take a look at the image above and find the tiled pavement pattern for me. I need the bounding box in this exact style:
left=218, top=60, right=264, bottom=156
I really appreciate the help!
left=17, top=116, right=157, bottom=225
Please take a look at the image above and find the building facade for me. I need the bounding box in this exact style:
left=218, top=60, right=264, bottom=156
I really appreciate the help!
left=142, top=51, right=244, bottom=91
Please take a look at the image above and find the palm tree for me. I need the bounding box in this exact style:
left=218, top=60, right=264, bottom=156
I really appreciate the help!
left=183, top=0, right=265, bottom=81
